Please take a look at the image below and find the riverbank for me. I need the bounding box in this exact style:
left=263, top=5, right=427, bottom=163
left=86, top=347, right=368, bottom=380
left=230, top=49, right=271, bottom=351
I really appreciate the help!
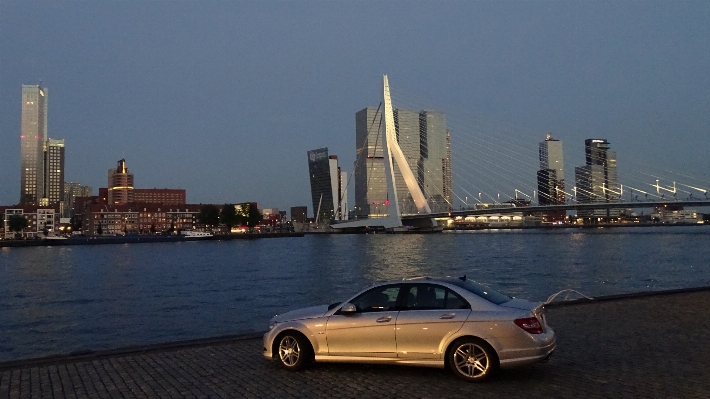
left=2, top=287, right=708, bottom=398
left=0, top=232, right=304, bottom=247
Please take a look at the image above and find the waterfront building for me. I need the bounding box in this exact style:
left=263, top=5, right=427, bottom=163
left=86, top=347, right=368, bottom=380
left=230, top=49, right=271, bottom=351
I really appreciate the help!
left=64, top=182, right=93, bottom=217
left=392, top=109, right=421, bottom=214
left=537, top=134, right=565, bottom=223
left=307, top=148, right=338, bottom=223
left=419, top=110, right=451, bottom=213
left=329, top=155, right=346, bottom=220
left=44, top=139, right=65, bottom=207
left=20, top=85, right=48, bottom=205
left=3, top=206, right=58, bottom=239
left=354, top=107, right=386, bottom=218
left=574, top=139, right=620, bottom=221
left=84, top=203, right=202, bottom=236
left=290, top=206, right=307, bottom=223
left=134, top=189, right=186, bottom=205
left=652, top=205, right=700, bottom=224
left=107, top=159, right=134, bottom=204
left=356, top=107, right=452, bottom=218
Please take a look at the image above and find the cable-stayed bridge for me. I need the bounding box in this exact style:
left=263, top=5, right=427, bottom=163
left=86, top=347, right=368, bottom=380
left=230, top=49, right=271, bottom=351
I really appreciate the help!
left=332, top=75, right=709, bottom=230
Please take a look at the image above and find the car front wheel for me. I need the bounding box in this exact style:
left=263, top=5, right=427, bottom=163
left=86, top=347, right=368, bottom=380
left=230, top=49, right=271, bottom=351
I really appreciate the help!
left=276, top=333, right=310, bottom=371
left=448, top=338, right=499, bottom=382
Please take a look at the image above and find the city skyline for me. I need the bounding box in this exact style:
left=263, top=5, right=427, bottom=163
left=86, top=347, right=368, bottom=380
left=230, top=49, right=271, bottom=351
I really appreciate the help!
left=2, top=1, right=709, bottom=214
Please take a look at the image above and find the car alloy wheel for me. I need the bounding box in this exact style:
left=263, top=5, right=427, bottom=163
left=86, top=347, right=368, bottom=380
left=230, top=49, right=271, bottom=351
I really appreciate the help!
left=277, top=333, right=309, bottom=371
left=449, top=338, right=498, bottom=382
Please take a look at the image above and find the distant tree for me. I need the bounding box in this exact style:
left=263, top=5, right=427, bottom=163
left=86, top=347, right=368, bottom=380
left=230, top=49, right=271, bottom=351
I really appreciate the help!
left=246, top=204, right=262, bottom=232
left=96, top=223, right=103, bottom=235
left=198, top=205, right=220, bottom=229
left=70, top=215, right=82, bottom=233
left=220, top=204, right=238, bottom=232
left=8, top=215, right=28, bottom=238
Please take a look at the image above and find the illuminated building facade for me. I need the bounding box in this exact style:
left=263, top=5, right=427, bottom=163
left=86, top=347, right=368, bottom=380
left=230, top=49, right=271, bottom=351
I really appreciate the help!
left=64, top=183, right=92, bottom=217
left=107, top=159, right=134, bottom=204
left=84, top=203, right=201, bottom=236
left=307, top=148, right=338, bottom=223
left=357, top=107, right=451, bottom=217
left=20, top=85, right=48, bottom=205
left=354, top=107, right=386, bottom=218
left=134, top=189, right=186, bottom=205
left=44, top=139, right=65, bottom=206
left=574, top=139, right=620, bottom=220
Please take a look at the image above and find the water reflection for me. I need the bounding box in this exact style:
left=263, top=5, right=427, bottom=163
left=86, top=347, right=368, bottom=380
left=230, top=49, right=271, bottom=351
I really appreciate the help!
left=362, top=235, right=429, bottom=281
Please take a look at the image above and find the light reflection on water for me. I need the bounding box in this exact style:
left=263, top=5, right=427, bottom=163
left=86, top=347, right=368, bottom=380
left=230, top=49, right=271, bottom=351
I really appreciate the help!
left=0, top=226, right=709, bottom=361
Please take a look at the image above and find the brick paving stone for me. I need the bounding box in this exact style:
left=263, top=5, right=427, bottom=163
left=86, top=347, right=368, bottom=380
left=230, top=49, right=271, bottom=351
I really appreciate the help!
left=1, top=289, right=710, bottom=398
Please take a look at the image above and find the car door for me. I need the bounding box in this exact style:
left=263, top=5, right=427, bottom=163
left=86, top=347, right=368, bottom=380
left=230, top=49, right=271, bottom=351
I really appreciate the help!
left=395, top=284, right=471, bottom=359
left=325, top=284, right=401, bottom=357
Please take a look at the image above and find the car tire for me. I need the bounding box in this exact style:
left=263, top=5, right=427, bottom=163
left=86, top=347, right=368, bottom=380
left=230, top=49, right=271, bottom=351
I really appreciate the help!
left=448, top=338, right=499, bottom=382
left=276, top=332, right=311, bottom=371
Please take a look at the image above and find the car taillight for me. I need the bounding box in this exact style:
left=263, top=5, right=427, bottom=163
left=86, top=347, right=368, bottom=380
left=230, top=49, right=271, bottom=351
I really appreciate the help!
left=514, top=317, right=543, bottom=334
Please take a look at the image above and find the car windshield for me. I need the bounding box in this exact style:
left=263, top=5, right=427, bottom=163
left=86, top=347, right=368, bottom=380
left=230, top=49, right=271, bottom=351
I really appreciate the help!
left=448, top=279, right=511, bottom=305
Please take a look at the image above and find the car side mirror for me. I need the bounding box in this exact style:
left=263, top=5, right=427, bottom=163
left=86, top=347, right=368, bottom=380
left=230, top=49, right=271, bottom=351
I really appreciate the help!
left=340, top=303, right=357, bottom=314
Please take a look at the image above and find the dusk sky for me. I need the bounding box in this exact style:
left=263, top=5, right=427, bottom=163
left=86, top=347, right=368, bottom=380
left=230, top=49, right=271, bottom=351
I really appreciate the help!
left=1, top=1, right=708, bottom=213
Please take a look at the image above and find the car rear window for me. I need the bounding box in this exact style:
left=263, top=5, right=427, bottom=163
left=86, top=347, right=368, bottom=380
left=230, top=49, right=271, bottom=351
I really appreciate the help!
left=448, top=280, right=511, bottom=305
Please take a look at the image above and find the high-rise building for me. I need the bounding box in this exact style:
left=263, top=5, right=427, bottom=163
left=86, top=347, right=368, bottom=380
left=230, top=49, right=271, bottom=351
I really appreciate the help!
left=393, top=109, right=421, bottom=214
left=537, top=134, right=565, bottom=205
left=20, top=85, right=48, bottom=205
left=64, top=182, right=93, bottom=217
left=356, top=107, right=452, bottom=217
left=419, top=110, right=451, bottom=213
left=307, top=148, right=344, bottom=223
left=107, top=159, right=134, bottom=205
left=574, top=139, right=620, bottom=220
left=354, top=107, right=387, bottom=218
left=44, top=139, right=65, bottom=206
left=537, top=134, right=565, bottom=223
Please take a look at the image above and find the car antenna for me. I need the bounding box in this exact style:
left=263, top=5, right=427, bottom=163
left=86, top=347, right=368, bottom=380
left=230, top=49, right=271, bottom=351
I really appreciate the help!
left=459, top=275, right=466, bottom=282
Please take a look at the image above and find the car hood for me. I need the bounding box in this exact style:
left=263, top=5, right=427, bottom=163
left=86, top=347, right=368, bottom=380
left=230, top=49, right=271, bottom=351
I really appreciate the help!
left=499, top=298, right=543, bottom=312
left=272, top=304, right=330, bottom=323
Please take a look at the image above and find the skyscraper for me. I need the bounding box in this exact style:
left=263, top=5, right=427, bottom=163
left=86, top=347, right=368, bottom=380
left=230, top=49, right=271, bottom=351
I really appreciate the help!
left=419, top=110, right=451, bottom=213
left=537, top=134, right=565, bottom=205
left=107, top=159, right=134, bottom=205
left=574, top=139, right=620, bottom=220
left=393, top=109, right=421, bottom=214
left=354, top=107, right=386, bottom=218
left=307, top=148, right=337, bottom=223
left=44, top=139, right=65, bottom=206
left=355, top=106, right=452, bottom=217
left=537, top=134, right=565, bottom=223
left=64, top=182, right=93, bottom=217
left=20, top=84, right=48, bottom=205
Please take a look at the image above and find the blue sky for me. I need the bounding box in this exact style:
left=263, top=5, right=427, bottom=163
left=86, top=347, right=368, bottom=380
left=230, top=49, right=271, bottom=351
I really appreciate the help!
left=1, top=1, right=708, bottom=213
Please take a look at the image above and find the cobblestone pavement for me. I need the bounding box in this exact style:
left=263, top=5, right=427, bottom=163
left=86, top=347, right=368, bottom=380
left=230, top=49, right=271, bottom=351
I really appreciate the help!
left=2, top=289, right=709, bottom=398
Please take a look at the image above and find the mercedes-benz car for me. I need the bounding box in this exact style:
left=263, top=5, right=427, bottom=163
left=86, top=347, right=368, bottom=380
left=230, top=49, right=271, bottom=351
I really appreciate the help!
left=263, top=276, right=555, bottom=382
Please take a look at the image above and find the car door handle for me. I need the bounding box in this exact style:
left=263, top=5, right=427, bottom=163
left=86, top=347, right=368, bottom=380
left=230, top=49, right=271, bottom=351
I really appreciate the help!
left=376, top=316, right=392, bottom=323
left=439, top=313, right=456, bottom=319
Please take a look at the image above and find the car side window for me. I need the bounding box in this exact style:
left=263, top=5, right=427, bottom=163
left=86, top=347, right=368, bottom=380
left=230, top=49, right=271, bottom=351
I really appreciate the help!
left=350, top=285, right=400, bottom=313
left=405, top=284, right=470, bottom=310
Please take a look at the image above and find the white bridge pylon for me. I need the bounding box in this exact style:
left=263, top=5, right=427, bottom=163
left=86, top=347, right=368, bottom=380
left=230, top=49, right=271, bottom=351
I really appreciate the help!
left=332, top=75, right=435, bottom=230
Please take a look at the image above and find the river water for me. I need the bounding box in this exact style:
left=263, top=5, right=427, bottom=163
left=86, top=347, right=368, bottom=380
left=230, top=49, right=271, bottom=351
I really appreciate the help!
left=1, top=226, right=709, bottom=361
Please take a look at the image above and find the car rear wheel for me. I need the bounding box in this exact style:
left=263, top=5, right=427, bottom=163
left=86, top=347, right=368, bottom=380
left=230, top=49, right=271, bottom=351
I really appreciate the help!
left=448, top=338, right=499, bottom=382
left=276, top=333, right=310, bottom=371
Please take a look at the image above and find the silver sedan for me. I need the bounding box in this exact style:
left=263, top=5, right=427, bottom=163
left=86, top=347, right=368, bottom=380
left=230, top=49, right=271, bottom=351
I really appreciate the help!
left=263, top=276, right=555, bottom=382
